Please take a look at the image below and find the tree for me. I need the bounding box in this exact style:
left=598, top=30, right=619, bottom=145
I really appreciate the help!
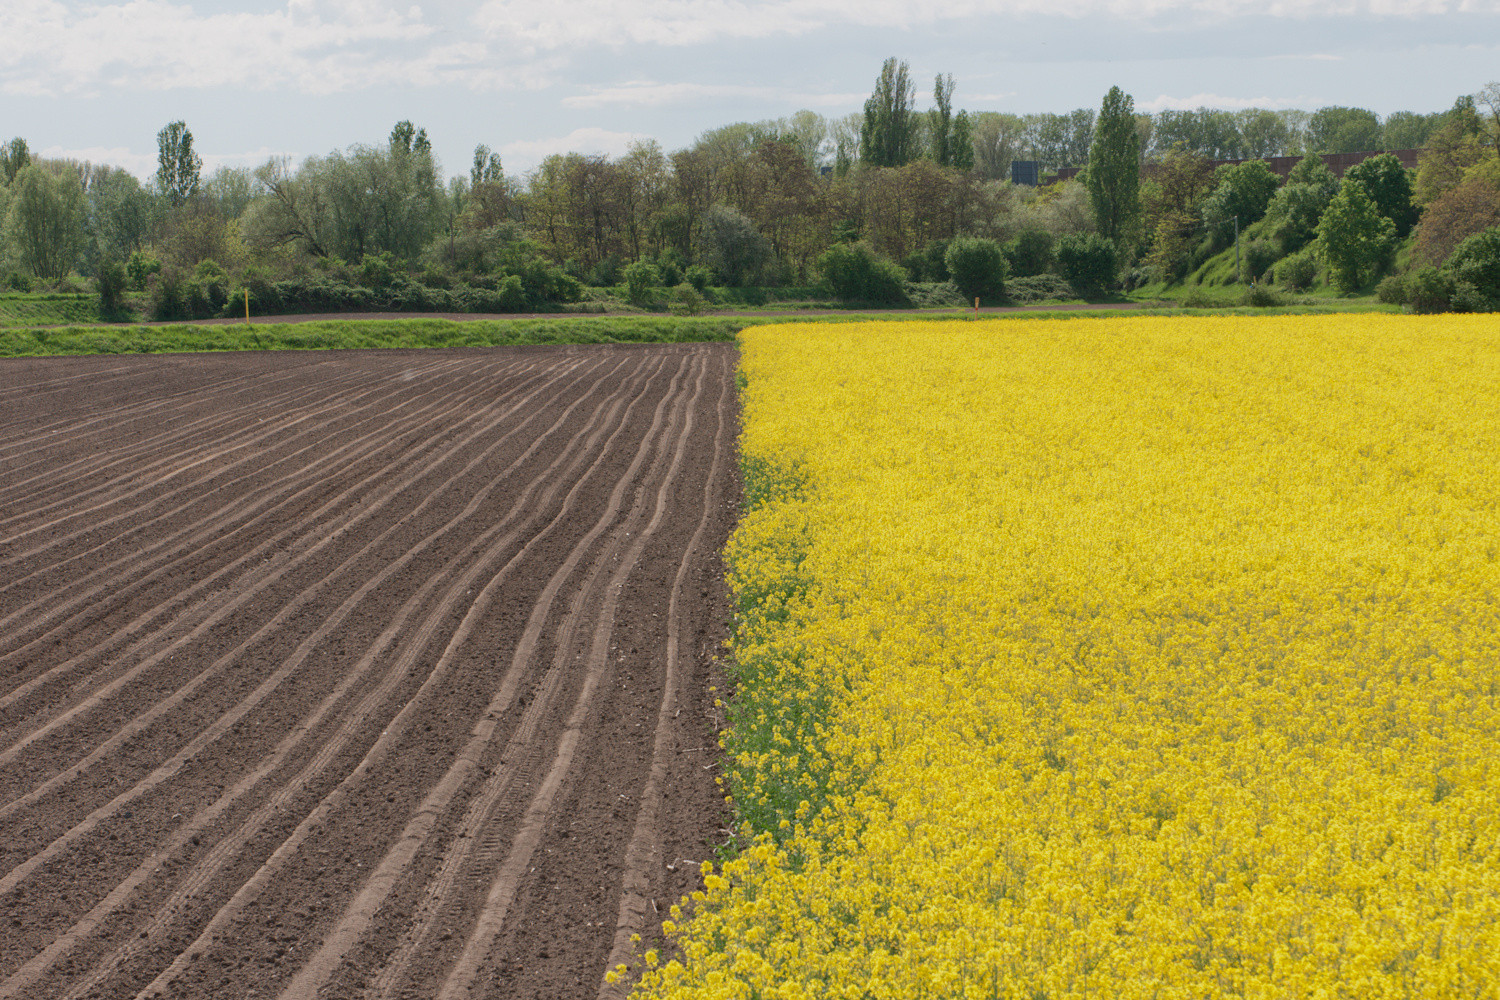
left=1445, top=225, right=1500, bottom=309
left=203, top=165, right=255, bottom=219
left=1414, top=99, right=1487, bottom=204
left=1201, top=160, right=1280, bottom=236
left=860, top=58, right=920, bottom=168
left=1315, top=180, right=1396, bottom=293
left=390, top=120, right=431, bottom=156
left=87, top=167, right=157, bottom=267
left=1304, top=106, right=1382, bottom=154
left=471, top=144, right=504, bottom=187
left=950, top=111, right=975, bottom=172
left=944, top=236, right=1007, bottom=301
left=155, top=121, right=202, bottom=207
left=1087, top=86, right=1141, bottom=244
left=1412, top=176, right=1500, bottom=266
left=1382, top=110, right=1446, bottom=150
left=928, top=74, right=956, bottom=167
left=970, top=113, right=1023, bottom=181
left=1266, top=153, right=1339, bottom=254
left=698, top=204, right=770, bottom=286
left=5, top=164, right=87, bottom=279
left=1343, top=153, right=1417, bottom=237
left=1, top=137, right=30, bottom=185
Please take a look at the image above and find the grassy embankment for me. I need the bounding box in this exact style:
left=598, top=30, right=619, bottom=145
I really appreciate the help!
left=0, top=300, right=1421, bottom=358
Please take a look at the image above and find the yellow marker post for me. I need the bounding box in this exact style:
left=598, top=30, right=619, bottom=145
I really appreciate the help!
left=974, top=297, right=979, bottom=320
left=245, top=287, right=250, bottom=323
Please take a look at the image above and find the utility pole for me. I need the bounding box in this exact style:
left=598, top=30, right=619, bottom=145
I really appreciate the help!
left=1234, top=215, right=1241, bottom=284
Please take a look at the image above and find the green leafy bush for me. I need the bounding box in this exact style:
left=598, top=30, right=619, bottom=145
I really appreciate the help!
left=1445, top=226, right=1500, bottom=310
left=1002, top=228, right=1055, bottom=278
left=1375, top=274, right=1408, bottom=305
left=1005, top=273, right=1076, bottom=303
left=1055, top=233, right=1119, bottom=295
left=1278, top=254, right=1318, bottom=292
left=817, top=241, right=909, bottom=304
left=623, top=260, right=663, bottom=306
left=97, top=260, right=128, bottom=317
left=684, top=265, right=712, bottom=293
left=944, top=237, right=1008, bottom=303
left=1405, top=267, right=1454, bottom=314
left=1240, top=284, right=1283, bottom=307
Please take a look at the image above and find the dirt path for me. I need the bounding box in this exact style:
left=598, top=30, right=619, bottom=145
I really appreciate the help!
left=0, top=345, right=738, bottom=999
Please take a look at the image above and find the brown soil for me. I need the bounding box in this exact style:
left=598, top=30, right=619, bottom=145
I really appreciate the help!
left=0, top=344, right=739, bottom=1000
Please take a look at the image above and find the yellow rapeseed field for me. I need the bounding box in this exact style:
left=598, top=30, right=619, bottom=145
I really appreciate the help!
left=635, top=315, right=1500, bottom=1000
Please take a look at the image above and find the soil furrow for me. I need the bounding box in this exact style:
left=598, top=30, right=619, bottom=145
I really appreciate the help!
left=0, top=344, right=736, bottom=1000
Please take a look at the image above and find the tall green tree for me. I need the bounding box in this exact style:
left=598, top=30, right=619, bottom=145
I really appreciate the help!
left=5, top=164, right=86, bottom=279
left=155, top=120, right=202, bottom=207
left=950, top=110, right=975, bottom=172
left=928, top=73, right=955, bottom=167
left=1304, top=106, right=1382, bottom=154
left=1316, top=180, right=1396, bottom=293
left=1086, top=86, right=1141, bottom=243
left=1343, top=153, right=1417, bottom=238
left=859, top=58, right=920, bottom=168
left=1, top=137, right=30, bottom=185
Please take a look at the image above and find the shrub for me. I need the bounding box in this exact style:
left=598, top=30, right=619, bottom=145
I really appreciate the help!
left=1445, top=226, right=1500, bottom=304
left=419, top=266, right=451, bottom=289
left=97, top=260, right=128, bottom=317
left=1405, top=266, right=1454, bottom=314
left=1240, top=284, right=1283, bottom=308
left=1002, top=228, right=1055, bottom=278
left=656, top=248, right=686, bottom=287
left=1243, top=239, right=1279, bottom=282
left=699, top=205, right=771, bottom=287
left=1055, top=233, right=1119, bottom=295
left=1375, top=274, right=1409, bottom=305
left=1005, top=273, right=1076, bottom=303
left=1278, top=254, right=1318, bottom=292
left=944, top=237, right=1008, bottom=303
left=623, top=259, right=663, bottom=306
left=668, top=282, right=708, bottom=316
left=125, top=252, right=161, bottom=291
left=358, top=252, right=398, bottom=290
left=902, top=240, right=950, bottom=283
left=817, top=241, right=909, bottom=305
left=587, top=255, right=623, bottom=287
left=681, top=265, right=710, bottom=293
left=148, top=267, right=187, bottom=321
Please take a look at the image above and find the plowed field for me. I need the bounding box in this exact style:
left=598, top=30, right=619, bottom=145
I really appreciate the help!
left=0, top=344, right=737, bottom=999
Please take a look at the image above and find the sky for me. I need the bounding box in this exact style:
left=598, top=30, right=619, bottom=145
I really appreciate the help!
left=3, top=0, right=1498, bottom=182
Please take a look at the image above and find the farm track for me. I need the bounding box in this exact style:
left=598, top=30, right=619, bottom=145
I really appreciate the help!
left=0, top=345, right=737, bottom=1000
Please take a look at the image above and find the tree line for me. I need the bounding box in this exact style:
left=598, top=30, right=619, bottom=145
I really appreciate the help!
left=1, top=63, right=1497, bottom=318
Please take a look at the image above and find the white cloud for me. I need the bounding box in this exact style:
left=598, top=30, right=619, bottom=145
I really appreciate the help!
left=1139, top=92, right=1325, bottom=111
left=471, top=0, right=1497, bottom=51
left=501, top=127, right=654, bottom=171
left=0, top=0, right=437, bottom=96
left=5, top=0, right=1495, bottom=98
left=563, top=81, right=865, bottom=109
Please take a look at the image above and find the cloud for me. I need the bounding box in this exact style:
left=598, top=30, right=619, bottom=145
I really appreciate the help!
left=2, top=0, right=1497, bottom=98
left=500, top=127, right=655, bottom=171
left=0, top=0, right=438, bottom=96
left=471, top=0, right=1497, bottom=51
left=562, top=81, right=865, bottom=109
left=1139, top=92, right=1325, bottom=111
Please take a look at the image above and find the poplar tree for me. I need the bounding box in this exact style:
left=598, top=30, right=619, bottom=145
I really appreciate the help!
left=1086, top=86, right=1141, bottom=243
left=859, top=58, right=919, bottom=169
left=155, top=121, right=202, bottom=207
